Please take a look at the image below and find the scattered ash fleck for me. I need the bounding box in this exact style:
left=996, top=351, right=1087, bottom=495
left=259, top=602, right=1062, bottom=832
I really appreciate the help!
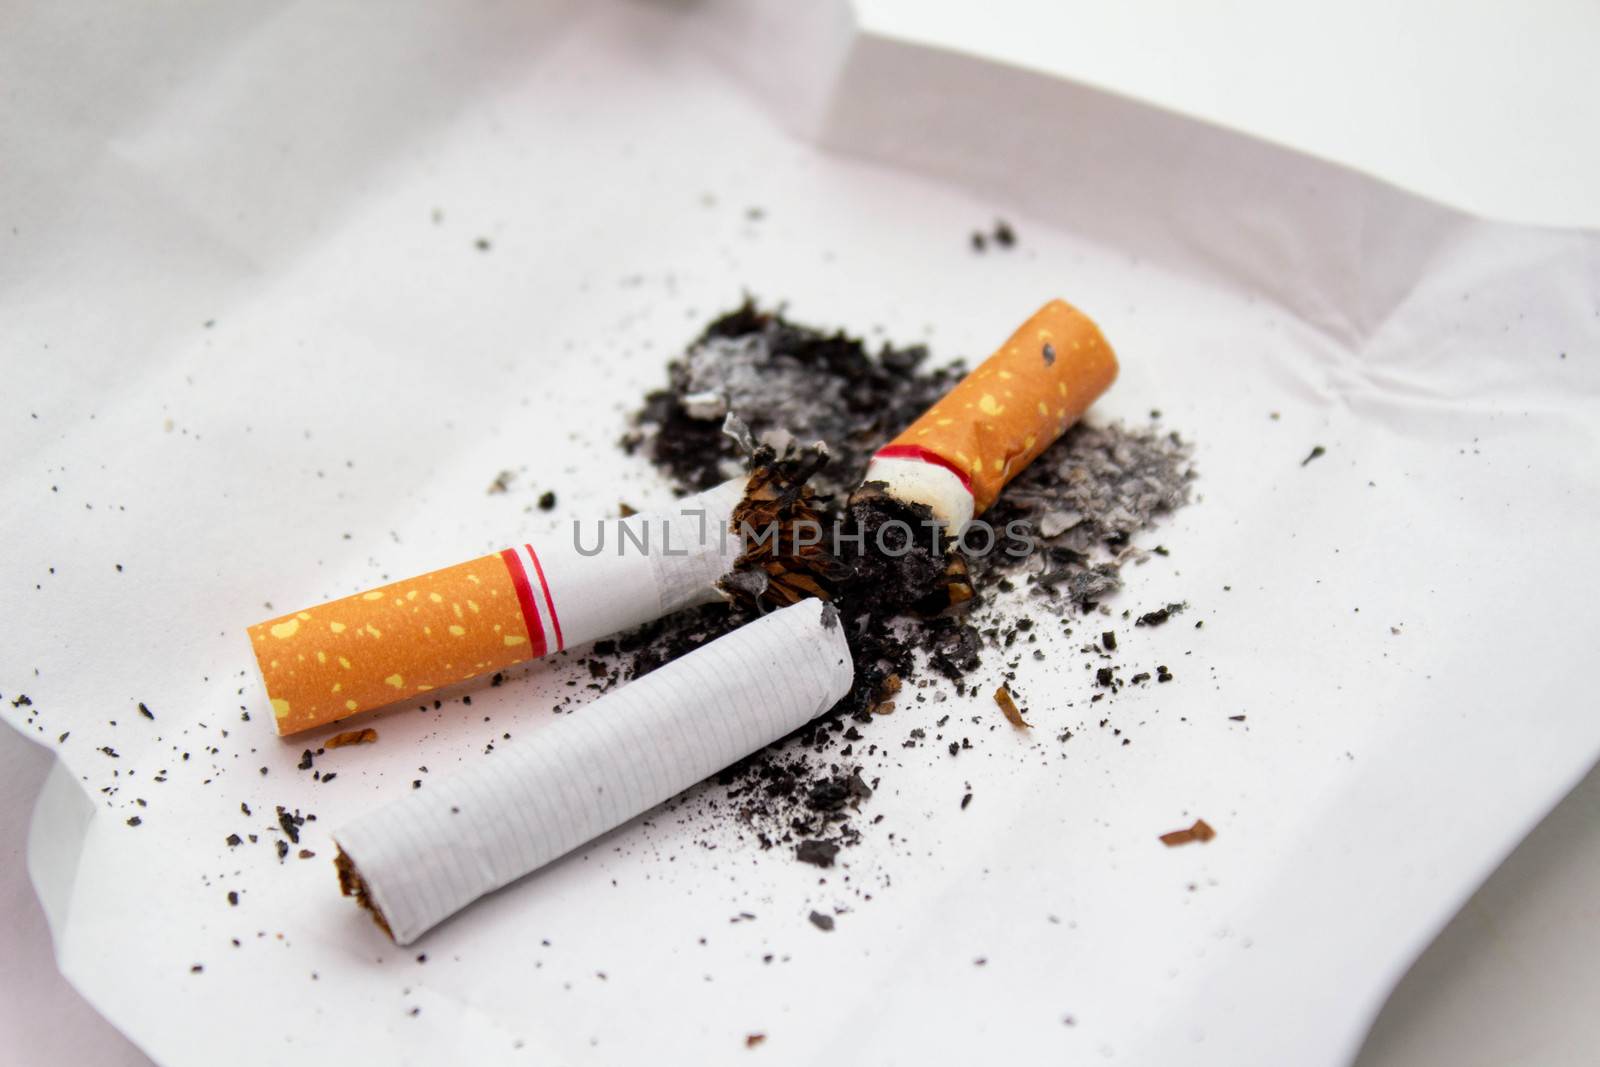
left=971, top=220, right=1018, bottom=252
left=1136, top=603, right=1186, bottom=627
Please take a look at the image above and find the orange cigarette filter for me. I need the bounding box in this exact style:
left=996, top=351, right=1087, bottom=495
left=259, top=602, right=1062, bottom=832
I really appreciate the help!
left=250, top=554, right=534, bottom=736
left=860, top=299, right=1118, bottom=528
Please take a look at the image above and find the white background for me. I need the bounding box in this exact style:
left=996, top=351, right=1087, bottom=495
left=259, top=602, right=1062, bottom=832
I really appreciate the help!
left=3, top=2, right=1597, bottom=1064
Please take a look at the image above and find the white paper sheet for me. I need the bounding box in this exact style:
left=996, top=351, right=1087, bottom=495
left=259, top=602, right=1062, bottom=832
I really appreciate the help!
left=2, top=2, right=1597, bottom=1065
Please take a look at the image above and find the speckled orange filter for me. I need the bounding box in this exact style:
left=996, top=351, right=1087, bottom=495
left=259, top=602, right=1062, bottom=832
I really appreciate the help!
left=863, top=299, right=1117, bottom=526
left=250, top=554, right=536, bottom=736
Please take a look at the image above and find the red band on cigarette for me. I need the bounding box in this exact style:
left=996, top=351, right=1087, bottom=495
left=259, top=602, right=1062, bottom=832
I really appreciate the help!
left=500, top=548, right=549, bottom=658
left=525, top=544, right=565, bottom=652
left=871, top=444, right=975, bottom=493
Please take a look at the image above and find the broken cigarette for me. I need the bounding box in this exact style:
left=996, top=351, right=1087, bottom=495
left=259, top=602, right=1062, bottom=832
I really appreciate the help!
left=250, top=478, right=748, bottom=735
left=854, top=299, right=1118, bottom=532
left=333, top=597, right=853, bottom=943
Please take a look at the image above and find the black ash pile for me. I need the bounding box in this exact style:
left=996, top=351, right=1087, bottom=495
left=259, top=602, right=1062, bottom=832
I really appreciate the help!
left=609, top=302, right=1196, bottom=870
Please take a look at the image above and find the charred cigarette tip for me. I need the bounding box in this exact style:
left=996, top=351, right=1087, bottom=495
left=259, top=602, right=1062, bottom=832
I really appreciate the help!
left=334, top=847, right=394, bottom=940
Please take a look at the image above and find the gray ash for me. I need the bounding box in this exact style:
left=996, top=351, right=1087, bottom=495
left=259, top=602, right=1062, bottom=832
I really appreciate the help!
left=625, top=301, right=964, bottom=499
left=981, top=421, right=1196, bottom=607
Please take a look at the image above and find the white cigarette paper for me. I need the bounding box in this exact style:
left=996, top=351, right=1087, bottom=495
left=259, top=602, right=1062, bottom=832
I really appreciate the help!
left=538, top=475, right=748, bottom=644
left=333, top=598, right=855, bottom=944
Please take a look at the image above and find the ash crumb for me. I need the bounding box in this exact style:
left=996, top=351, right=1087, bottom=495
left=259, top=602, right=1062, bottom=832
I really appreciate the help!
left=1136, top=603, right=1185, bottom=627
left=807, top=911, right=835, bottom=932
left=795, top=839, right=840, bottom=868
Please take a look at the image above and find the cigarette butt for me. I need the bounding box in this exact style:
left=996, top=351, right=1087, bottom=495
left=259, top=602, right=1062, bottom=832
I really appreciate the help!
left=859, top=300, right=1117, bottom=529
left=250, top=478, right=746, bottom=735
left=333, top=598, right=854, bottom=944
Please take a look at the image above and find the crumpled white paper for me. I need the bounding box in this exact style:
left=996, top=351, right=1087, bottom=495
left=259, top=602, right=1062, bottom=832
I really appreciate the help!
left=2, top=2, right=1597, bottom=1066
